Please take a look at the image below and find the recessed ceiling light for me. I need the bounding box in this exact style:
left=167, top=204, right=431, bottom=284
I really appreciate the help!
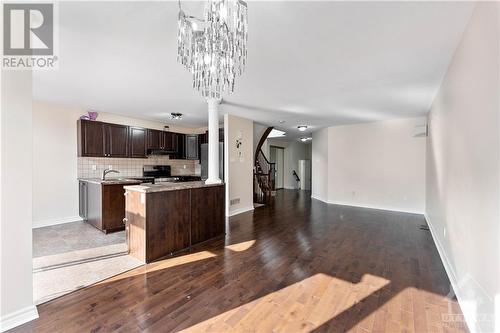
left=297, top=125, right=308, bottom=132
left=171, top=113, right=183, bottom=120
left=300, top=137, right=312, bottom=142
left=279, top=120, right=286, bottom=124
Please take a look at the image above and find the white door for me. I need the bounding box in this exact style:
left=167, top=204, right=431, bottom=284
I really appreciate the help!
left=270, top=146, right=284, bottom=189
left=299, top=160, right=311, bottom=190
left=275, top=148, right=284, bottom=189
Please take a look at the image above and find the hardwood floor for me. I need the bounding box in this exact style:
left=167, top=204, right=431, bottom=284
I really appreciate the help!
left=13, top=190, right=467, bottom=332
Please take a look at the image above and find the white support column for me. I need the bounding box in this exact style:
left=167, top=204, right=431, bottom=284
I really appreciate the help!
left=205, top=98, right=222, bottom=184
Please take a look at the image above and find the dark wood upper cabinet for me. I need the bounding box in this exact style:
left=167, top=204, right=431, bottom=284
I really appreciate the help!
left=200, top=131, right=208, bottom=144
left=78, top=120, right=199, bottom=160
left=129, top=127, right=147, bottom=158
left=176, top=133, right=186, bottom=159
left=105, top=124, right=129, bottom=157
left=78, top=120, right=105, bottom=157
left=146, top=130, right=179, bottom=153
left=147, top=129, right=163, bottom=150
left=163, top=132, right=175, bottom=151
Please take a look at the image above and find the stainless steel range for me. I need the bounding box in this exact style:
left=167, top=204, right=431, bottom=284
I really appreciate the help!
left=143, top=165, right=201, bottom=183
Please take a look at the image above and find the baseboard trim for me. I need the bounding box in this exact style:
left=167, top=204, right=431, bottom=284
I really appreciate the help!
left=424, top=214, right=476, bottom=333
left=311, top=195, right=328, bottom=203
left=33, top=216, right=82, bottom=229
left=228, top=206, right=254, bottom=217
left=311, top=197, right=423, bottom=215
left=0, top=305, right=38, bottom=332
left=327, top=201, right=423, bottom=215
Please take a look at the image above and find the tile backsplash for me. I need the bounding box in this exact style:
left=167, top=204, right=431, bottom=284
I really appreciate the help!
left=78, top=156, right=201, bottom=179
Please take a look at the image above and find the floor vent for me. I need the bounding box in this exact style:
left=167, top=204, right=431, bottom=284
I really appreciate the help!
left=419, top=224, right=430, bottom=231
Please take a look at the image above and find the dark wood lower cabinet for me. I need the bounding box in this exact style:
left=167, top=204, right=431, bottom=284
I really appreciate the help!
left=191, top=186, right=225, bottom=244
left=126, top=184, right=225, bottom=263
left=86, top=181, right=141, bottom=233
left=146, top=190, right=191, bottom=262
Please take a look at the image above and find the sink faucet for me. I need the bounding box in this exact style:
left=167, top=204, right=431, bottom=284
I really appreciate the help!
left=102, top=168, right=120, bottom=180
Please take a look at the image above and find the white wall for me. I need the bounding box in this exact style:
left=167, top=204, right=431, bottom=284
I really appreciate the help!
left=328, top=118, right=426, bottom=213
left=33, top=103, right=81, bottom=228
left=1, top=72, right=38, bottom=331
left=312, top=118, right=426, bottom=213
left=32, top=101, right=204, bottom=228
left=311, top=128, right=329, bottom=202
left=253, top=122, right=268, bottom=158
left=224, top=114, right=254, bottom=216
left=426, top=3, right=499, bottom=332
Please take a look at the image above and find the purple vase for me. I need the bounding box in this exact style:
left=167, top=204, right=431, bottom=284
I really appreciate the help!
left=88, top=111, right=98, bottom=121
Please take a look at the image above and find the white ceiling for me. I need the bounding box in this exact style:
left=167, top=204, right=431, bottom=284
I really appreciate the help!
left=34, top=1, right=474, bottom=139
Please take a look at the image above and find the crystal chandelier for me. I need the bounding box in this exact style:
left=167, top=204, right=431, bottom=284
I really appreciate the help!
left=177, top=0, right=248, bottom=99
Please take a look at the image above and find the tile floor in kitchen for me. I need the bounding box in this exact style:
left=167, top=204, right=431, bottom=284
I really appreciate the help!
left=32, top=221, right=142, bottom=304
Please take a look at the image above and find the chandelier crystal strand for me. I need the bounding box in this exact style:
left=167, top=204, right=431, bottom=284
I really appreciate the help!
left=177, top=0, right=247, bottom=99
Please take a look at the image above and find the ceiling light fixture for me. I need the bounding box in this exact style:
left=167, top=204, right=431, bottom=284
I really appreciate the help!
left=298, top=125, right=308, bottom=132
left=171, top=113, right=183, bottom=120
left=177, top=0, right=248, bottom=99
left=300, top=137, right=312, bottom=142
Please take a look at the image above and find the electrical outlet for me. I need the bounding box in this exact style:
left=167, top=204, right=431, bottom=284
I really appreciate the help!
left=108, top=165, right=113, bottom=170
left=183, top=165, right=186, bottom=169
left=230, top=198, right=240, bottom=206
left=92, top=165, right=97, bottom=171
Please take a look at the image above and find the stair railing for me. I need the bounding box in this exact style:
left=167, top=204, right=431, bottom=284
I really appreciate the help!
left=254, top=149, right=275, bottom=204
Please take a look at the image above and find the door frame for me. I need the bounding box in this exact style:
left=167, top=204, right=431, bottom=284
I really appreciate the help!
left=269, top=145, right=285, bottom=190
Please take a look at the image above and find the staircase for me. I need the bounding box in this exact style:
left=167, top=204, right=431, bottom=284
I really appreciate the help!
left=254, top=127, right=276, bottom=204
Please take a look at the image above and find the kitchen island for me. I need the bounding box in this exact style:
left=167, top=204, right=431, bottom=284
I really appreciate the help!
left=124, top=181, right=225, bottom=263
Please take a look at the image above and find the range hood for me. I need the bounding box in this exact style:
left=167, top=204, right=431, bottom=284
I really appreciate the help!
left=147, top=149, right=176, bottom=156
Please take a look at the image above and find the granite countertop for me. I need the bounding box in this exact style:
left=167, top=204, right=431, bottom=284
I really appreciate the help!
left=79, top=178, right=144, bottom=185
left=124, top=181, right=224, bottom=193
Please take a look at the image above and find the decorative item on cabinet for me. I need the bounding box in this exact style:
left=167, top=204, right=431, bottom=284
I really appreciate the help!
left=79, top=110, right=99, bottom=121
